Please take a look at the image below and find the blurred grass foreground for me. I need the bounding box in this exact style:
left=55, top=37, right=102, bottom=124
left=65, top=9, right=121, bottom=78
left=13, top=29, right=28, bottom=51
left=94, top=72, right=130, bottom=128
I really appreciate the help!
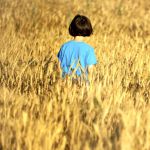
left=0, top=0, right=150, bottom=150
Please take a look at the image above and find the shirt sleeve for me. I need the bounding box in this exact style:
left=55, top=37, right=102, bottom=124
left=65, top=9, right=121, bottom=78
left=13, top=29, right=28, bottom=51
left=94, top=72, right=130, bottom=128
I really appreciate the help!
left=86, top=48, right=97, bottom=66
left=57, top=45, right=64, bottom=62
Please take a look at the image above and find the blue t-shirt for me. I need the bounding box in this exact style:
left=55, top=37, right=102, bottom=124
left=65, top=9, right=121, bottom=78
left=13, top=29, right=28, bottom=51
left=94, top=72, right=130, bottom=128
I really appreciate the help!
left=57, top=40, right=97, bottom=77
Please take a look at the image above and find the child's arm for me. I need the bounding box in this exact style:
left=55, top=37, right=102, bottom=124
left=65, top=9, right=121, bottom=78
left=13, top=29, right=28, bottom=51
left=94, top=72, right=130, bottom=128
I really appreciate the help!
left=88, top=65, right=95, bottom=83
left=58, top=61, right=62, bottom=77
left=86, top=48, right=97, bottom=83
left=57, top=45, right=64, bottom=78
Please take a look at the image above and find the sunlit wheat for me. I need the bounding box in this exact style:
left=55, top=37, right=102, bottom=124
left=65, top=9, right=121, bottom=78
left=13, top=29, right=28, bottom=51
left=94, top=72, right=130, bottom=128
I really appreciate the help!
left=0, top=0, right=150, bottom=150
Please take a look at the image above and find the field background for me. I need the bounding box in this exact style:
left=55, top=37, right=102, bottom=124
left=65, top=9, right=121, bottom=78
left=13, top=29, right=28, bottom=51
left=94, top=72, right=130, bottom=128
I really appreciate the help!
left=0, top=0, right=150, bottom=150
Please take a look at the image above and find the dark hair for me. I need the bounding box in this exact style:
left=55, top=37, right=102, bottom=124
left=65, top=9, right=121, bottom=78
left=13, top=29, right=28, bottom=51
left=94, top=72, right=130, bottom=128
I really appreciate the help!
left=69, top=14, right=93, bottom=37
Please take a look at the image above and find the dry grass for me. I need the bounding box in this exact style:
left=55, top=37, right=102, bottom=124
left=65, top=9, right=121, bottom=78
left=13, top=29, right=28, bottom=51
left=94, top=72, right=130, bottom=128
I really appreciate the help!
left=0, top=0, right=150, bottom=149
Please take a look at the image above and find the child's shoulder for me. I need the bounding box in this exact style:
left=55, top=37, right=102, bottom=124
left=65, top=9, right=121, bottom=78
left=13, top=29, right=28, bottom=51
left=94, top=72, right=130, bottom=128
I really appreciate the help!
left=62, top=40, right=74, bottom=46
left=62, top=40, right=94, bottom=49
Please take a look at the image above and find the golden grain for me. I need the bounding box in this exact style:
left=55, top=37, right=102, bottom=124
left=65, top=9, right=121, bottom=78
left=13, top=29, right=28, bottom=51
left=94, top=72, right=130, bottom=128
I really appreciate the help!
left=0, top=0, right=150, bottom=149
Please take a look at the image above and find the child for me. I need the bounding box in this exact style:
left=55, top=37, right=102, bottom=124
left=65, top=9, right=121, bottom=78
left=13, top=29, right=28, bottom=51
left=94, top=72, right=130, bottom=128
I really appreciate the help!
left=57, top=14, right=97, bottom=84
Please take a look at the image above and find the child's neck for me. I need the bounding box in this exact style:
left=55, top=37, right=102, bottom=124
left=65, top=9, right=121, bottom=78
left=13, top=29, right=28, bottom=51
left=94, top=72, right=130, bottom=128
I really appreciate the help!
left=74, top=36, right=84, bottom=42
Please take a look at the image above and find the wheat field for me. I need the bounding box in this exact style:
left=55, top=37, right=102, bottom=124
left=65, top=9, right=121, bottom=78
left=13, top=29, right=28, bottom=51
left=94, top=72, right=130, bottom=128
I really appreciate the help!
left=0, top=0, right=150, bottom=150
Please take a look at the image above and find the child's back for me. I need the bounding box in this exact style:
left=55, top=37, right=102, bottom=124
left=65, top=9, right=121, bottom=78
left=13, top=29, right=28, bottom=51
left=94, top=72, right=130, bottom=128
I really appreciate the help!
left=58, top=40, right=97, bottom=78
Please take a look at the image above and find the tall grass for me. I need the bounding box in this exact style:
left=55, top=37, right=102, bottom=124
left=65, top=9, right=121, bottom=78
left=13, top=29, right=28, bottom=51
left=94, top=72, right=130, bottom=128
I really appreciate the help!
left=0, top=0, right=150, bottom=149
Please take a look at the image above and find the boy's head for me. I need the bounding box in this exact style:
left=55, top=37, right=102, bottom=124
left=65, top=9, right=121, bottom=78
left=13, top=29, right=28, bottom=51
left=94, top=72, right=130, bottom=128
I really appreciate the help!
left=69, top=14, right=93, bottom=37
